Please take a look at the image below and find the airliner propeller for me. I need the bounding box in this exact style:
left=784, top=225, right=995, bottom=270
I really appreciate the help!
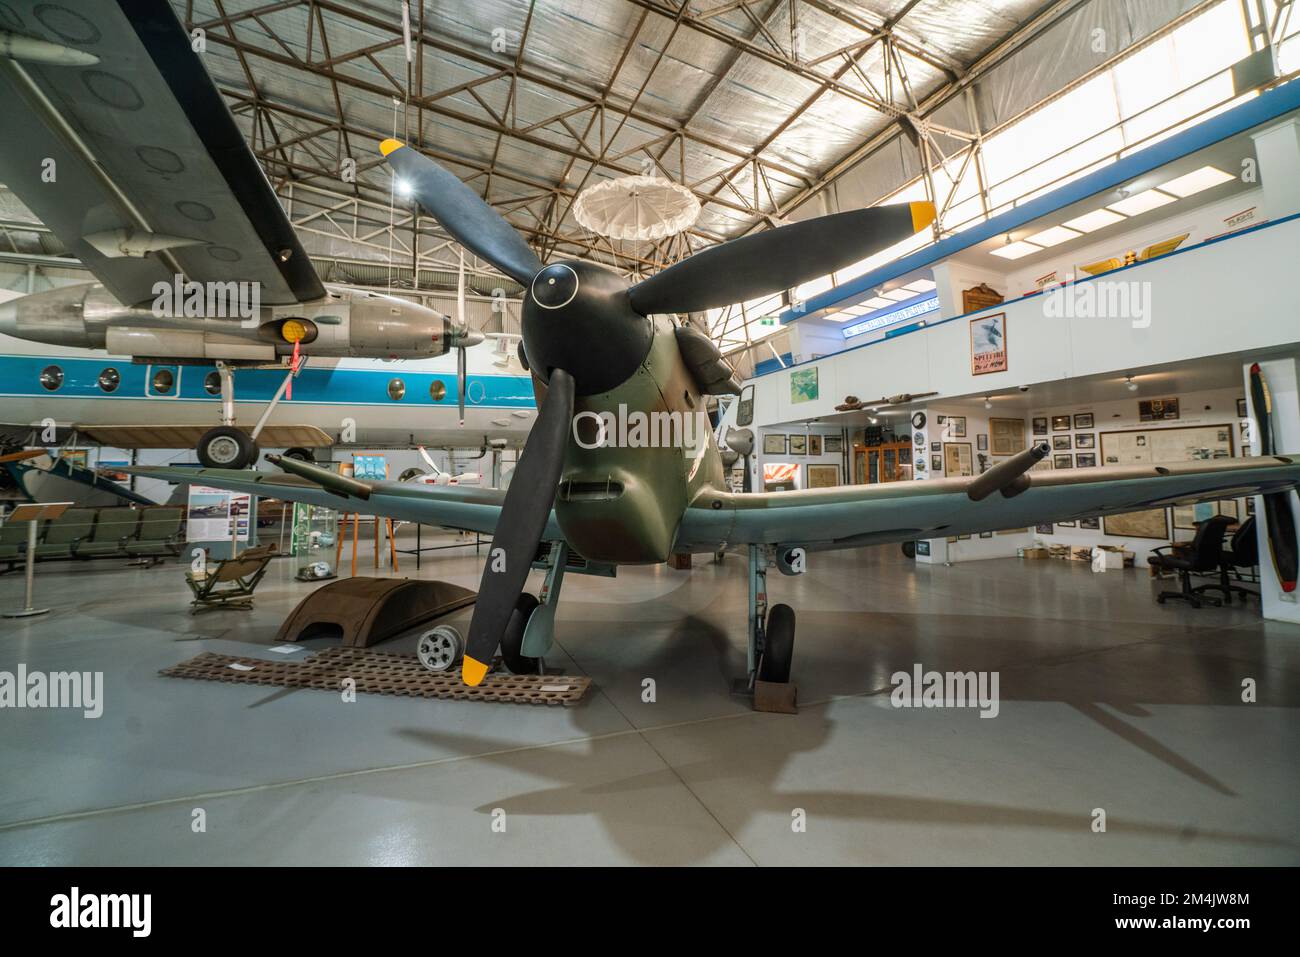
left=380, top=137, right=936, bottom=685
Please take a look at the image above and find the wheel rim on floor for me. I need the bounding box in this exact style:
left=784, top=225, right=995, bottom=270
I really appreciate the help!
left=417, top=626, right=463, bottom=672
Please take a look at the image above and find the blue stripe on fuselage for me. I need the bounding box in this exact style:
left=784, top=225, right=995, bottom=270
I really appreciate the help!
left=0, top=354, right=535, bottom=407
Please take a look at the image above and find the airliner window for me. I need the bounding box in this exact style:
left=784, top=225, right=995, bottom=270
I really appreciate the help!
left=429, top=380, right=446, bottom=401
left=388, top=378, right=406, bottom=401
left=98, top=368, right=120, bottom=393
left=151, top=369, right=174, bottom=395
left=204, top=371, right=222, bottom=396
left=40, top=365, right=63, bottom=391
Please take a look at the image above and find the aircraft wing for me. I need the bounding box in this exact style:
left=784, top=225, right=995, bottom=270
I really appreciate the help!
left=120, top=465, right=562, bottom=540
left=676, top=456, right=1300, bottom=551
left=0, top=0, right=323, bottom=307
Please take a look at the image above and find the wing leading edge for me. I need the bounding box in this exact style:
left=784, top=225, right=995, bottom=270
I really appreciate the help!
left=120, top=465, right=559, bottom=539
left=677, top=456, right=1300, bottom=551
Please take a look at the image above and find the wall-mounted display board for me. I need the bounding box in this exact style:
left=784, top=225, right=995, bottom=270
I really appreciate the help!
left=1100, top=424, right=1234, bottom=466
left=1099, top=423, right=1235, bottom=540
left=943, top=442, right=973, bottom=477
left=807, top=464, right=840, bottom=488
left=989, top=417, right=1025, bottom=455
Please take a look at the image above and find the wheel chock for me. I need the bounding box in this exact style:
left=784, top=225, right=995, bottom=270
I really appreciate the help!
left=753, top=679, right=797, bottom=714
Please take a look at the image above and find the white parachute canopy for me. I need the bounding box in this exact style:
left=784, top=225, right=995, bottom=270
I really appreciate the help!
left=572, top=175, right=701, bottom=241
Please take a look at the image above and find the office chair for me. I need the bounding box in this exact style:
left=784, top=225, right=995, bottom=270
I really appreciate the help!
left=1149, top=514, right=1235, bottom=608
left=1194, top=516, right=1259, bottom=605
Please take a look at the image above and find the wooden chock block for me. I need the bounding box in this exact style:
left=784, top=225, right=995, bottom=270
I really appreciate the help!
left=753, top=679, right=797, bottom=714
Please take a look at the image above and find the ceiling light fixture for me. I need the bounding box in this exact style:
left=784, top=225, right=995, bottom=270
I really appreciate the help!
left=990, top=239, right=1043, bottom=260
left=1125, top=376, right=1139, bottom=392
left=1107, top=188, right=1177, bottom=217
left=1160, top=165, right=1236, bottom=198
left=1062, top=208, right=1127, bottom=233
left=1024, top=225, right=1083, bottom=247
left=983, top=397, right=993, bottom=410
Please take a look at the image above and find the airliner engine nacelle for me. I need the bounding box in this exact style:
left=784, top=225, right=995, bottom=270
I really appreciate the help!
left=0, top=282, right=454, bottom=361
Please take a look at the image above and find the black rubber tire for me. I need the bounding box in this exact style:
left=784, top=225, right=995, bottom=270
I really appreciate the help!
left=760, top=603, right=795, bottom=684
left=901, top=541, right=916, bottom=559
left=500, top=593, right=543, bottom=675
left=197, top=426, right=256, bottom=469
left=283, top=446, right=315, bottom=463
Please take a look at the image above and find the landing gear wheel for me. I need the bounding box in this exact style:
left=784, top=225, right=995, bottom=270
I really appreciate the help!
left=417, top=625, right=464, bottom=672
left=283, top=446, right=315, bottom=463
left=759, top=603, right=795, bottom=683
left=197, top=426, right=256, bottom=469
left=500, top=593, right=542, bottom=675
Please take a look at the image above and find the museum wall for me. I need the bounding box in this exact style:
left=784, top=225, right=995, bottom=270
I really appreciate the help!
left=745, top=214, right=1300, bottom=428
left=752, top=425, right=851, bottom=492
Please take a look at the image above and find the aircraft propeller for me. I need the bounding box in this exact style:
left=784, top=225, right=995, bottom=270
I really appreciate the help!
left=381, top=138, right=935, bottom=685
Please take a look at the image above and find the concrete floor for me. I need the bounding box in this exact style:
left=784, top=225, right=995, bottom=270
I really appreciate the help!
left=1, top=534, right=1297, bottom=865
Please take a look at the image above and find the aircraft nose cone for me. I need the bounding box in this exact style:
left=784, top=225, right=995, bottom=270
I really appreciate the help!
left=521, top=261, right=653, bottom=397
left=0, top=298, right=17, bottom=337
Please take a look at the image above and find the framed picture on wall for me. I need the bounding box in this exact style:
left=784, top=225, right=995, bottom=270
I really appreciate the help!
left=790, top=367, right=819, bottom=404
left=1051, top=415, right=1071, bottom=431
left=932, top=454, right=943, bottom=471
left=824, top=435, right=843, bottom=453
left=808, top=435, right=822, bottom=456
left=1058, top=520, right=1077, bottom=528
left=1053, top=454, right=1073, bottom=469
left=943, top=443, right=974, bottom=477
left=1036, top=523, right=1053, bottom=534
left=979, top=531, right=993, bottom=538
left=806, top=464, right=840, bottom=488
left=1053, top=435, right=1072, bottom=451
left=1073, top=413, right=1094, bottom=429
left=1139, top=397, right=1180, bottom=421
left=1076, top=453, right=1097, bottom=468
left=1080, top=516, right=1100, bottom=530
left=1237, top=398, right=1248, bottom=418
left=948, top=416, right=967, bottom=438
left=1032, top=417, right=1048, bottom=435
left=970, top=312, right=1008, bottom=375
left=989, top=418, right=1025, bottom=455
left=789, top=435, right=807, bottom=456
left=931, top=441, right=942, bottom=452
left=763, top=434, right=787, bottom=455
left=977, top=434, right=988, bottom=451
left=1104, top=509, right=1169, bottom=539
left=1075, top=433, right=1095, bottom=449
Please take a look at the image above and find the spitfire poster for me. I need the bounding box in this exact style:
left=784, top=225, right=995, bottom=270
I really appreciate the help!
left=970, top=312, right=1008, bottom=375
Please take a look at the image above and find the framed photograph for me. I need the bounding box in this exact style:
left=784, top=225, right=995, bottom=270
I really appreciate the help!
left=916, top=456, right=927, bottom=472
left=1075, top=453, right=1097, bottom=468
left=943, top=442, right=974, bottom=477
left=808, top=435, right=822, bottom=456
left=911, top=411, right=927, bottom=429
left=1057, top=520, right=1077, bottom=528
left=931, top=454, right=943, bottom=471
left=1052, top=435, right=1072, bottom=451
left=970, top=312, right=1008, bottom=375
left=1080, top=517, right=1100, bottom=530
left=936, top=415, right=946, bottom=425
left=1053, top=454, right=1073, bottom=469
left=979, top=531, right=993, bottom=538
left=790, top=367, right=818, bottom=404
left=763, top=433, right=787, bottom=455
left=977, top=434, right=988, bottom=451
left=1237, top=398, right=1248, bottom=418
left=1104, top=509, right=1169, bottom=539
left=1032, top=417, right=1048, bottom=436
left=989, top=418, right=1025, bottom=455
left=1138, top=397, right=1179, bottom=421
left=1051, top=415, right=1071, bottom=431
left=1035, top=523, right=1053, bottom=534
left=948, top=416, right=967, bottom=438
left=824, top=434, right=843, bottom=453
left=806, top=464, right=839, bottom=488
left=1075, top=433, right=1095, bottom=449
left=931, top=441, right=941, bottom=452
left=1073, top=413, right=1094, bottom=429
left=789, top=434, right=806, bottom=456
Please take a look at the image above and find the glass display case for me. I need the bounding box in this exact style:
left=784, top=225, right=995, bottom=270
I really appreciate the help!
left=290, top=503, right=339, bottom=580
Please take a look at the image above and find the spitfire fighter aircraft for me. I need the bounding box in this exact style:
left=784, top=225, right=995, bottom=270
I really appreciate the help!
left=126, top=140, right=1300, bottom=691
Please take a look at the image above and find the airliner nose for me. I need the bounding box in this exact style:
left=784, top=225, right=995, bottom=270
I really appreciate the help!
left=0, top=298, right=17, bottom=337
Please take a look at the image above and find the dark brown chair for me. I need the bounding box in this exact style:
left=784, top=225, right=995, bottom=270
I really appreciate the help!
left=1195, top=516, right=1259, bottom=605
left=1149, top=514, right=1235, bottom=608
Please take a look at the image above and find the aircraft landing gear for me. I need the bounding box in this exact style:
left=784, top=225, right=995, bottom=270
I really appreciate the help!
left=197, top=425, right=258, bottom=469
left=196, top=360, right=300, bottom=469
left=501, top=593, right=543, bottom=674
left=738, top=544, right=798, bottom=712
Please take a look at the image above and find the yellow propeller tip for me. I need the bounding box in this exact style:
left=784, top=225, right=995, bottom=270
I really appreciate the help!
left=462, top=655, right=490, bottom=687
left=379, top=138, right=405, bottom=157
left=910, top=201, right=936, bottom=233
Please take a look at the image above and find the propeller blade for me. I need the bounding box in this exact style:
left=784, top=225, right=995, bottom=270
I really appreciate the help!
left=461, top=367, right=575, bottom=685
left=380, top=139, right=543, bottom=285
left=457, top=345, right=467, bottom=427
left=628, top=202, right=936, bottom=315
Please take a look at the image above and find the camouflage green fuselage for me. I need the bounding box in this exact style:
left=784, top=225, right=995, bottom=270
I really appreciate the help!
left=554, top=314, right=724, bottom=563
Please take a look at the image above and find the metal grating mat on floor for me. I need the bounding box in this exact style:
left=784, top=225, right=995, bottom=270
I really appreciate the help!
left=161, top=647, right=591, bottom=706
